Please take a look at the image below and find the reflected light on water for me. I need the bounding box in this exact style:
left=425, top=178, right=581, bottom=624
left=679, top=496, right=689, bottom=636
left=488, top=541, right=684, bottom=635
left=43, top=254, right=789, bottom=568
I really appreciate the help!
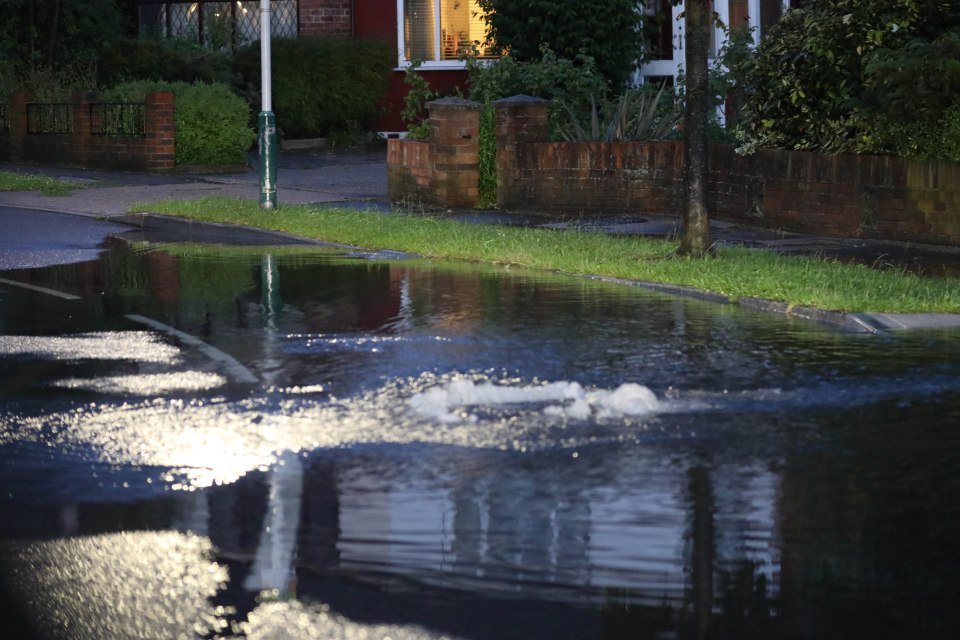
left=240, top=600, right=462, bottom=640
left=2, top=373, right=667, bottom=489
left=0, top=332, right=182, bottom=363
left=52, top=371, right=226, bottom=395
left=1, top=531, right=230, bottom=639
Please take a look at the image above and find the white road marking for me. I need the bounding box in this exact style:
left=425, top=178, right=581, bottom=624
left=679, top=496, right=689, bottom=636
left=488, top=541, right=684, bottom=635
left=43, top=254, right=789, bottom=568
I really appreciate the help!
left=125, top=314, right=260, bottom=385
left=0, top=276, right=82, bottom=300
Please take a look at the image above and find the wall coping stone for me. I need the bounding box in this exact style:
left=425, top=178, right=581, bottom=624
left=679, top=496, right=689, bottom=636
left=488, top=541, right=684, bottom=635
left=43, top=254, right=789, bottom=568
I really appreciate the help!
left=493, top=95, right=552, bottom=107
left=426, top=97, right=483, bottom=111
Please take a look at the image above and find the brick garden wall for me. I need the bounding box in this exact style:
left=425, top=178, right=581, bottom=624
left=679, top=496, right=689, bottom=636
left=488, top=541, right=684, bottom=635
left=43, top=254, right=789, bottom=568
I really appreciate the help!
left=0, top=92, right=175, bottom=172
left=498, top=139, right=960, bottom=247
left=387, top=97, right=481, bottom=209
left=484, top=98, right=960, bottom=247
left=387, top=139, right=433, bottom=206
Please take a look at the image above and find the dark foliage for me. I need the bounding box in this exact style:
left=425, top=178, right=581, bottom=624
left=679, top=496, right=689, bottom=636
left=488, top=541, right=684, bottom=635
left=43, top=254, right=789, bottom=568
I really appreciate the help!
left=232, top=38, right=393, bottom=139
left=475, top=0, right=646, bottom=90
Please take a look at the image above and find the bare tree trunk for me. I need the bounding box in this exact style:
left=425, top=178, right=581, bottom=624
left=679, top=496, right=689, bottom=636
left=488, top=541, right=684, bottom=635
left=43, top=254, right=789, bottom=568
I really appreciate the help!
left=689, top=465, right=715, bottom=640
left=678, top=0, right=712, bottom=257
left=46, top=0, right=62, bottom=67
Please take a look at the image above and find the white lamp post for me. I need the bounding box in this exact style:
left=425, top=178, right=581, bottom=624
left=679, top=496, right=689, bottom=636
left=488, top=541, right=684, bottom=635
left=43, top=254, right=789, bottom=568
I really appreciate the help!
left=258, top=0, right=277, bottom=209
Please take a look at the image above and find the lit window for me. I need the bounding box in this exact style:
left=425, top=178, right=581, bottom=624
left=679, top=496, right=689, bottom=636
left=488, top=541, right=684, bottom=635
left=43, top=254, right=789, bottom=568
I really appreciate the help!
left=399, top=0, right=496, bottom=66
left=137, top=1, right=298, bottom=50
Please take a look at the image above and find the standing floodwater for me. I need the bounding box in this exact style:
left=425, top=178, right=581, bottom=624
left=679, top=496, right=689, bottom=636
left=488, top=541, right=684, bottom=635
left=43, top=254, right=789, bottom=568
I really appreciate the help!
left=1, top=237, right=959, bottom=640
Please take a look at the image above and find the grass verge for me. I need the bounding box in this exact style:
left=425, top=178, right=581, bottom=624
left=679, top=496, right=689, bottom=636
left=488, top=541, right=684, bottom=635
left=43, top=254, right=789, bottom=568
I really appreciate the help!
left=0, top=171, right=86, bottom=196
left=127, top=196, right=960, bottom=314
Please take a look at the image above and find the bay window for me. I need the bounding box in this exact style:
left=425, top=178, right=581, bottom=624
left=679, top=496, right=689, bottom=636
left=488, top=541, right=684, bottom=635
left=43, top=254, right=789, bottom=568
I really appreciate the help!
left=137, top=1, right=298, bottom=50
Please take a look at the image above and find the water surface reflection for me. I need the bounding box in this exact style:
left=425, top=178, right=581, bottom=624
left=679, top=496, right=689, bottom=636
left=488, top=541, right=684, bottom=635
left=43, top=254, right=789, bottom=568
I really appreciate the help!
left=0, top=240, right=958, bottom=639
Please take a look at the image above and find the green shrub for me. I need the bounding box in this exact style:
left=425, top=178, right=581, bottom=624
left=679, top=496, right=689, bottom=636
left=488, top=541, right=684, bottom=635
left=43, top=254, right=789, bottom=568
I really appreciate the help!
left=942, top=102, right=960, bottom=162
left=477, top=105, right=497, bottom=208
left=232, top=38, right=392, bottom=139
left=467, top=46, right=610, bottom=137
left=401, top=61, right=437, bottom=141
left=175, top=83, right=255, bottom=165
left=12, top=64, right=99, bottom=101
left=739, top=0, right=959, bottom=154
left=103, top=81, right=255, bottom=166
left=96, top=38, right=234, bottom=87
left=475, top=0, right=646, bottom=90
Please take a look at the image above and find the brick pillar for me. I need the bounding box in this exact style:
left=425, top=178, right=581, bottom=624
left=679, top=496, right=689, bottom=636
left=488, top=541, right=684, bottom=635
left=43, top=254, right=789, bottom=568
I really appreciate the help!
left=8, top=92, right=32, bottom=161
left=493, top=95, right=551, bottom=210
left=144, top=92, right=176, bottom=172
left=72, top=91, right=96, bottom=167
left=427, top=96, right=482, bottom=208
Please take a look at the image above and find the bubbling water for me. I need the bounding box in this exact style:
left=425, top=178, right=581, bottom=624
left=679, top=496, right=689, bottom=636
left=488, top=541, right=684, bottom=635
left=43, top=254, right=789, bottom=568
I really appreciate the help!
left=408, top=379, right=661, bottom=423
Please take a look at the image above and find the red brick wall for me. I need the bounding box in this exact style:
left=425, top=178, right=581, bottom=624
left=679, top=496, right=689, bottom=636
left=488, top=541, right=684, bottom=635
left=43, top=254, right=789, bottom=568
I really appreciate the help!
left=299, top=0, right=353, bottom=36
left=387, top=97, right=481, bottom=208
left=497, top=140, right=960, bottom=247
left=479, top=98, right=960, bottom=246
left=1, top=92, right=176, bottom=172
left=387, top=138, right=433, bottom=205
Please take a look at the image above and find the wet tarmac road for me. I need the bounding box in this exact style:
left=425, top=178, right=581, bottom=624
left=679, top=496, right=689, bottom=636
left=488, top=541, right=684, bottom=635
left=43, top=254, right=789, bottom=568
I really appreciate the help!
left=2, top=211, right=960, bottom=639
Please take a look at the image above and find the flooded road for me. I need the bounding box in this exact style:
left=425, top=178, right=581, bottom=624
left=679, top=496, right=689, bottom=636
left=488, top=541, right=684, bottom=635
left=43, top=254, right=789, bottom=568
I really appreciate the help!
left=1, top=216, right=959, bottom=639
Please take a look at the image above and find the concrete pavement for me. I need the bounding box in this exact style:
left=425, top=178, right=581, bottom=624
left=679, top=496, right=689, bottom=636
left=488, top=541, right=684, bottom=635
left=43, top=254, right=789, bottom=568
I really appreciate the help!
left=2, top=148, right=959, bottom=332
left=0, top=148, right=387, bottom=217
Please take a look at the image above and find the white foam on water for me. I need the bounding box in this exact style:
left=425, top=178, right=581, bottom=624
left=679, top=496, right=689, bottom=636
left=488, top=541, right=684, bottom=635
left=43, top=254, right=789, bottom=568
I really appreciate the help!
left=409, top=379, right=661, bottom=424
left=1, top=373, right=664, bottom=489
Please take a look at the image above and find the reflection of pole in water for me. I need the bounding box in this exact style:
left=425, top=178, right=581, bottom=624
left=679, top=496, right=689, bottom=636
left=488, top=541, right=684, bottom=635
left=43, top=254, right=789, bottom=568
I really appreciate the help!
left=688, top=465, right=715, bottom=640
left=244, top=452, right=304, bottom=596
left=259, top=254, right=283, bottom=387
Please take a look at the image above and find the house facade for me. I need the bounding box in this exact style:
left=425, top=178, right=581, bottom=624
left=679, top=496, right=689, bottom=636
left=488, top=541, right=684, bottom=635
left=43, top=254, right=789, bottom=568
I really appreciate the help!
left=129, top=1, right=806, bottom=134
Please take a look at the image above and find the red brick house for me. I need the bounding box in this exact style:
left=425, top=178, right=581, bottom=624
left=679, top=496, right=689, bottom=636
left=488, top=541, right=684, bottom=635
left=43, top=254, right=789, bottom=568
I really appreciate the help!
left=128, top=1, right=805, bottom=134
left=129, top=0, right=492, bottom=133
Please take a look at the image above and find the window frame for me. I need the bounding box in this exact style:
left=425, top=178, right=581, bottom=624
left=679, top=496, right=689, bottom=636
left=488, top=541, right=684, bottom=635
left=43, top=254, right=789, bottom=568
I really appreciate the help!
left=135, top=0, right=299, bottom=50
left=395, top=0, right=492, bottom=70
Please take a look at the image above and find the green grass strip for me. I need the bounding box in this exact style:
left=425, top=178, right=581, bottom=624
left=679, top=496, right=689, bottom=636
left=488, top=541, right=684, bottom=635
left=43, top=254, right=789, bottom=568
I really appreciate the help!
left=0, top=171, right=86, bottom=196
left=127, top=196, right=960, bottom=314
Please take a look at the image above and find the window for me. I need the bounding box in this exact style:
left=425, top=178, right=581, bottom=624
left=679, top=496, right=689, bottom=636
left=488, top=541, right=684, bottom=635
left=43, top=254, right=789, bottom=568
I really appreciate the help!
left=399, top=0, right=495, bottom=67
left=137, top=1, right=298, bottom=50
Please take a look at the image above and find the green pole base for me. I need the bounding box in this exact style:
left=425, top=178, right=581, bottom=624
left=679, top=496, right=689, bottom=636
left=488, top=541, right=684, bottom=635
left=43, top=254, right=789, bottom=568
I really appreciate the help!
left=258, top=111, right=278, bottom=210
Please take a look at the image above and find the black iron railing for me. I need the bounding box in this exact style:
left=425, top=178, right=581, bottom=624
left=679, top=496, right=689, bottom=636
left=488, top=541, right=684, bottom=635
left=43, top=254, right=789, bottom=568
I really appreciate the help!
left=27, top=103, right=72, bottom=135
left=90, top=102, right=146, bottom=137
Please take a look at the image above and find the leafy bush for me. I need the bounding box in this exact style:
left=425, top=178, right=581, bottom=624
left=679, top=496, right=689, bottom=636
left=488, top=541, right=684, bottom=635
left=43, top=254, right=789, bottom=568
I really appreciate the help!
left=12, top=64, right=99, bottom=101
left=467, top=46, right=610, bottom=137
left=401, top=61, right=438, bottom=141
left=96, top=38, right=234, bottom=87
left=103, top=81, right=255, bottom=165
left=232, top=38, right=392, bottom=139
left=739, top=0, right=959, bottom=154
left=862, top=29, right=960, bottom=125
left=175, top=83, right=255, bottom=165
left=0, top=0, right=128, bottom=72
left=942, top=102, right=960, bottom=162
left=477, top=105, right=497, bottom=207
left=475, top=0, right=646, bottom=90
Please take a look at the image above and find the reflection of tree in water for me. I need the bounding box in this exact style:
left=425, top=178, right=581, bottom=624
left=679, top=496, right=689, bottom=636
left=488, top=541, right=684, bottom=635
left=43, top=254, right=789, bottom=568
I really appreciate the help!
left=597, top=463, right=778, bottom=640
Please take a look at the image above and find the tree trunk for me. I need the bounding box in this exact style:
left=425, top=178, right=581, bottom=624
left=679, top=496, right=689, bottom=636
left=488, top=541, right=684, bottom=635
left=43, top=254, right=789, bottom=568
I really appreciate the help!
left=46, top=0, right=62, bottom=67
left=678, top=0, right=712, bottom=257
